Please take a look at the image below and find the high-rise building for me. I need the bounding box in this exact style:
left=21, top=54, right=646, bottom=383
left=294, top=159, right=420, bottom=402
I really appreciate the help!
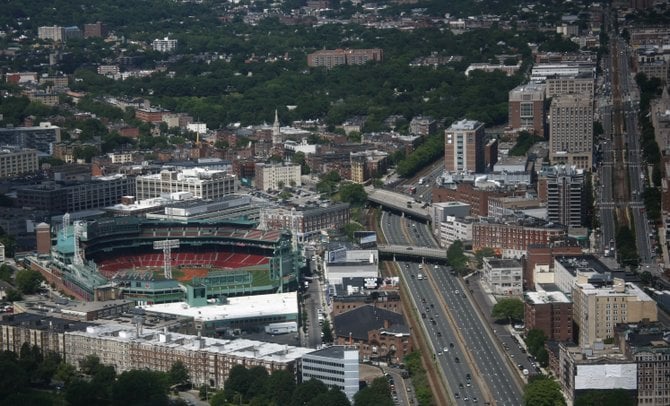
left=543, top=165, right=584, bottom=227
left=301, top=346, right=359, bottom=402
left=444, top=119, right=486, bottom=173
left=38, top=26, right=64, bottom=42
left=152, top=37, right=178, bottom=53
left=508, top=82, right=546, bottom=137
left=549, top=95, right=593, bottom=170
left=83, top=22, right=107, bottom=38
left=545, top=74, right=595, bottom=99
left=572, top=278, right=657, bottom=347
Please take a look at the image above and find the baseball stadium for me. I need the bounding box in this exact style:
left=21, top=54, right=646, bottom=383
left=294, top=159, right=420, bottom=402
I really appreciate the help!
left=28, top=215, right=302, bottom=304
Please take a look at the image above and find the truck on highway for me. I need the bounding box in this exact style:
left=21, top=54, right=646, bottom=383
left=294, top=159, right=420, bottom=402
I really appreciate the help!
left=264, top=321, right=298, bottom=335
left=417, top=273, right=424, bottom=280
left=418, top=177, right=425, bottom=185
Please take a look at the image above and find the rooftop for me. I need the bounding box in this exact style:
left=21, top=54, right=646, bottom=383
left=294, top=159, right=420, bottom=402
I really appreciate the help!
left=142, top=292, right=298, bottom=321
left=485, top=258, right=522, bottom=269
left=305, top=345, right=358, bottom=359
left=448, top=119, right=483, bottom=131
left=72, top=321, right=312, bottom=363
left=526, top=290, right=571, bottom=304
left=333, top=305, right=407, bottom=341
left=556, top=255, right=611, bottom=277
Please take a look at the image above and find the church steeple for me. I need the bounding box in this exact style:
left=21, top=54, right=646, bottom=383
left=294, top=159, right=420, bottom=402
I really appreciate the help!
left=272, top=109, right=281, bottom=145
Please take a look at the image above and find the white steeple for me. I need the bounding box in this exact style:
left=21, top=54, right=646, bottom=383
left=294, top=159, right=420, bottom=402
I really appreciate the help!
left=272, top=109, right=281, bottom=145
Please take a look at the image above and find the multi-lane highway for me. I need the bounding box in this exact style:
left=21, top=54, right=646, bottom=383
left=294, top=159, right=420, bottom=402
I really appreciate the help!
left=381, top=211, right=524, bottom=405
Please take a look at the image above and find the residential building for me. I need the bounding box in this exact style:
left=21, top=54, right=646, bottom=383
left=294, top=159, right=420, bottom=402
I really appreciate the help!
left=135, top=168, right=238, bottom=200
left=0, top=122, right=61, bottom=154
left=63, top=26, right=82, bottom=41
left=559, top=343, right=637, bottom=405
left=38, top=26, right=64, bottom=42
left=258, top=203, right=350, bottom=241
left=444, top=119, right=486, bottom=173
left=524, top=291, right=573, bottom=342
left=409, top=116, right=437, bottom=136
left=307, top=48, right=383, bottom=68
left=0, top=148, right=38, bottom=178
left=545, top=74, right=595, bottom=98
left=482, top=258, right=523, bottom=296
left=84, top=22, right=107, bottom=38
left=350, top=150, right=389, bottom=183
left=135, top=108, right=167, bottom=123
left=651, top=88, right=670, bottom=155
left=97, top=65, right=120, bottom=76
left=333, top=305, right=412, bottom=365
left=508, top=82, right=546, bottom=136
left=573, top=278, right=657, bottom=346
left=472, top=217, right=567, bottom=258
left=0, top=313, right=311, bottom=390
left=542, top=165, right=584, bottom=227
left=152, top=37, right=178, bottom=53
left=554, top=255, right=614, bottom=294
left=618, top=323, right=670, bottom=406
left=254, top=163, right=301, bottom=191
left=549, top=95, right=594, bottom=170
left=302, top=346, right=359, bottom=402
left=39, top=76, right=69, bottom=90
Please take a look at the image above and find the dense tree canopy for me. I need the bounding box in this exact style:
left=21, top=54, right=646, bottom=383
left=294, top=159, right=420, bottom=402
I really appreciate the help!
left=15, top=269, right=44, bottom=294
left=447, top=240, right=469, bottom=274
left=491, top=298, right=524, bottom=322
left=524, top=375, right=566, bottom=406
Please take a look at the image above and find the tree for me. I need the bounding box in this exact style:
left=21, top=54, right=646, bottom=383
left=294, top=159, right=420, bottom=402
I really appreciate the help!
left=491, top=298, right=524, bottom=322
left=111, top=369, right=169, bottom=406
left=523, top=376, right=566, bottom=406
left=5, top=289, right=22, bottom=302
left=338, top=183, right=367, bottom=206
left=224, top=364, right=250, bottom=401
left=574, top=389, right=636, bottom=406
left=474, top=247, right=496, bottom=268
left=354, top=377, right=394, bottom=406
left=321, top=319, right=334, bottom=343
left=79, top=354, right=103, bottom=376
left=291, top=379, right=329, bottom=406
left=0, top=264, right=12, bottom=283
left=525, top=328, right=547, bottom=357
left=15, top=269, right=43, bottom=294
left=168, top=360, right=190, bottom=387
left=446, top=240, right=468, bottom=274
left=264, top=369, right=296, bottom=406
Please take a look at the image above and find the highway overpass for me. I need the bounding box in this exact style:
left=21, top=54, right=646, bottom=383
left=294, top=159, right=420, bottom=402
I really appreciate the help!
left=377, top=244, right=447, bottom=262
left=366, top=188, right=431, bottom=222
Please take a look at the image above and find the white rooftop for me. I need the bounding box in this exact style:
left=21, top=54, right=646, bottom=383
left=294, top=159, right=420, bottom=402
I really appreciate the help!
left=526, top=290, right=571, bottom=304
left=142, top=292, right=298, bottom=321
left=73, top=322, right=312, bottom=363
left=449, top=119, right=483, bottom=131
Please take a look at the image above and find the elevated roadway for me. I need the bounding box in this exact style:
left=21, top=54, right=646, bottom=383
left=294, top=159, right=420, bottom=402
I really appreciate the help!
left=377, top=244, right=447, bottom=262
left=367, top=187, right=431, bottom=222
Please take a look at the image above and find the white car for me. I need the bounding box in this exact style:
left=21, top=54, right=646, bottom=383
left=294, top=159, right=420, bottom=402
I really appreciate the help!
left=443, top=347, right=449, bottom=353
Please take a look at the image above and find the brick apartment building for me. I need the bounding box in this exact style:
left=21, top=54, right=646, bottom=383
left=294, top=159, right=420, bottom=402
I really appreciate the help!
left=432, top=183, right=503, bottom=217
left=307, top=48, right=383, bottom=68
left=472, top=218, right=567, bottom=258
left=525, top=291, right=573, bottom=342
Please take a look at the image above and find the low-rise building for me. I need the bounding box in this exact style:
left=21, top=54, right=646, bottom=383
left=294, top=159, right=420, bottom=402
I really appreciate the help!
left=135, top=168, right=238, bottom=200
left=472, top=216, right=567, bottom=258
left=482, top=258, right=523, bottom=296
left=258, top=203, right=350, bottom=241
left=333, top=305, right=412, bottom=365
left=302, top=346, right=359, bottom=402
left=524, top=291, right=573, bottom=342
left=254, top=163, right=301, bottom=191
left=0, top=148, right=38, bottom=178
left=437, top=216, right=474, bottom=248
left=559, top=343, right=637, bottom=405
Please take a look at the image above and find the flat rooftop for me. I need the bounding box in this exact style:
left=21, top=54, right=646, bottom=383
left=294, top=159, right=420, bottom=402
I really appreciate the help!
left=526, top=290, right=571, bottom=304
left=577, top=282, right=655, bottom=302
left=142, top=292, right=298, bottom=321
left=486, top=258, right=522, bottom=268
left=556, top=255, right=612, bottom=276
left=72, top=322, right=313, bottom=363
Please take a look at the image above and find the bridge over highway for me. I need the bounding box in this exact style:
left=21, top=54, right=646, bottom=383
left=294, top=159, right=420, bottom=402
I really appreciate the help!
left=366, top=188, right=431, bottom=222
left=377, top=244, right=447, bottom=262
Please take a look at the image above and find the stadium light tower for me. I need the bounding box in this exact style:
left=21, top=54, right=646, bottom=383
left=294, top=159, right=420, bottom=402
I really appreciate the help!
left=154, top=239, right=180, bottom=279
